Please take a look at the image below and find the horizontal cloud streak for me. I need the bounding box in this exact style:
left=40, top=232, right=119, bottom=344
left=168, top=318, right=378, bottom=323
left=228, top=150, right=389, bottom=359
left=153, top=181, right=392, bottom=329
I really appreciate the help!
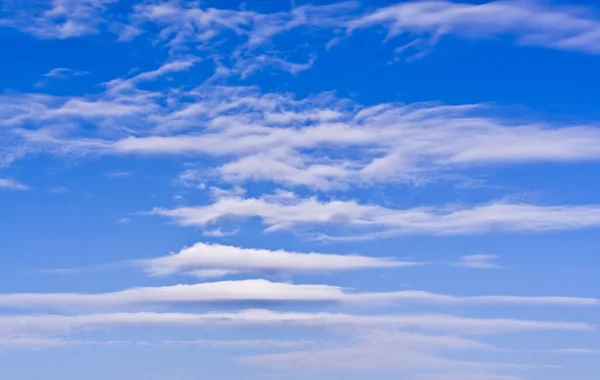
left=151, top=193, right=600, bottom=239
left=349, top=1, right=600, bottom=55
left=5, top=1, right=600, bottom=57
left=0, top=178, right=29, bottom=191
left=1, top=279, right=598, bottom=310
left=1, top=310, right=591, bottom=338
left=139, top=242, right=415, bottom=276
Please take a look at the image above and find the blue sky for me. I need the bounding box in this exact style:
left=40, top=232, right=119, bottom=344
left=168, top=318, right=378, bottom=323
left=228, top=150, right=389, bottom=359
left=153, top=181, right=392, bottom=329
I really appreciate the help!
left=1, top=0, right=600, bottom=379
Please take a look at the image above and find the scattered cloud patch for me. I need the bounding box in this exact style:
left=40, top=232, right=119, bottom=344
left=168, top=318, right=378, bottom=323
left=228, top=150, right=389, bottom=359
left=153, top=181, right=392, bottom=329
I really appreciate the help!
left=0, top=178, right=29, bottom=191
left=456, top=255, right=503, bottom=269
left=138, top=242, right=416, bottom=276
left=151, top=193, right=600, bottom=239
left=50, top=186, right=70, bottom=194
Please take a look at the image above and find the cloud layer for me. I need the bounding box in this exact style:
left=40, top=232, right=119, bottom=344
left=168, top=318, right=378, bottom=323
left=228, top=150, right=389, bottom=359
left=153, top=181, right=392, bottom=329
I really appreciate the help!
left=153, top=192, right=600, bottom=239
left=1, top=279, right=598, bottom=310
left=139, top=242, right=416, bottom=277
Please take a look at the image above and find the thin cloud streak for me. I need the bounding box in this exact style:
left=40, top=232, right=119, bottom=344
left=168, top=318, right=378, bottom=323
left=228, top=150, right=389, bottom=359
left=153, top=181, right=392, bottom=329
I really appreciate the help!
left=151, top=193, right=600, bottom=239
left=138, top=242, right=415, bottom=276
left=0, top=178, right=29, bottom=191
left=1, top=279, right=599, bottom=310
left=0, top=309, right=592, bottom=337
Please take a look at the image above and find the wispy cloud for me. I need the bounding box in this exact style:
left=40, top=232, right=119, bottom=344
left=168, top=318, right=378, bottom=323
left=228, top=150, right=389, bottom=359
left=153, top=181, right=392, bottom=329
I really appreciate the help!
left=106, top=171, right=131, bottom=178
left=349, top=1, right=600, bottom=56
left=456, top=255, right=503, bottom=269
left=545, top=348, right=600, bottom=355
left=4, top=74, right=600, bottom=190
left=412, top=373, right=524, bottom=380
left=202, top=228, right=238, bottom=237
left=36, top=67, right=90, bottom=87
left=0, top=178, right=29, bottom=191
left=2, top=279, right=599, bottom=310
left=241, top=330, right=543, bottom=374
left=0, top=309, right=591, bottom=338
left=43, top=68, right=89, bottom=79
left=4, top=1, right=600, bottom=60
left=50, top=186, right=70, bottom=194
left=0, top=337, right=316, bottom=351
left=138, top=242, right=415, bottom=277
left=0, top=0, right=121, bottom=39
left=151, top=192, right=600, bottom=239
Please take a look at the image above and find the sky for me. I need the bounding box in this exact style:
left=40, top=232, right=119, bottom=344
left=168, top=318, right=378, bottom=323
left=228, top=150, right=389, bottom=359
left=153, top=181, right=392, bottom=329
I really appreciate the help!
left=1, top=0, right=600, bottom=379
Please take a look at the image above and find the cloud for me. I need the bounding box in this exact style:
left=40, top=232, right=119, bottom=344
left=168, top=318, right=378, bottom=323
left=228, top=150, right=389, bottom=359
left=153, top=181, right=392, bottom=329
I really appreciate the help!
left=240, top=330, right=550, bottom=373
left=202, top=228, right=238, bottom=237
left=151, top=192, right=600, bottom=239
left=44, top=67, right=89, bottom=79
left=3, top=0, right=600, bottom=68
left=233, top=55, right=317, bottom=80
left=456, top=255, right=503, bottom=269
left=0, top=336, right=316, bottom=352
left=1, top=279, right=599, bottom=310
left=115, top=95, right=600, bottom=190
left=0, top=0, right=120, bottom=39
left=546, top=348, right=600, bottom=355
left=187, top=269, right=242, bottom=279
left=0, top=309, right=586, bottom=378
left=138, top=242, right=415, bottom=276
left=129, top=1, right=356, bottom=50
left=412, top=373, right=524, bottom=380
left=348, top=0, right=600, bottom=55
left=104, top=57, right=200, bottom=93
left=161, top=338, right=318, bottom=350
left=5, top=80, right=600, bottom=190
left=50, top=186, right=70, bottom=194
left=108, top=90, right=600, bottom=190
left=0, top=337, right=79, bottom=350
left=106, top=171, right=131, bottom=178
left=0, top=178, right=29, bottom=191
left=0, top=310, right=591, bottom=339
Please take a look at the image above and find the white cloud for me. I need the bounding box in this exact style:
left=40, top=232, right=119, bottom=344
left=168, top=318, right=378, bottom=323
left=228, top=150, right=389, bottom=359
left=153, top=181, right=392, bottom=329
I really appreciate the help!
left=111, top=91, right=600, bottom=190
left=0, top=310, right=591, bottom=339
left=0, top=337, right=78, bottom=350
left=456, top=255, right=503, bottom=269
left=0, top=178, right=29, bottom=191
left=50, top=186, right=70, bottom=194
left=187, top=269, right=241, bottom=279
left=349, top=1, right=600, bottom=55
left=139, top=242, right=414, bottom=276
left=5, top=81, right=600, bottom=190
left=129, top=1, right=356, bottom=50
left=151, top=193, right=600, bottom=239
left=0, top=337, right=316, bottom=352
left=43, top=67, right=89, bottom=79
left=412, top=373, right=523, bottom=380
left=546, top=348, right=600, bottom=355
left=4, top=0, right=600, bottom=58
left=0, top=280, right=355, bottom=309
left=161, top=338, right=318, bottom=350
left=104, top=57, right=200, bottom=93
left=1, top=279, right=599, bottom=310
left=201, top=228, right=238, bottom=237
left=0, top=0, right=119, bottom=39
left=106, top=171, right=131, bottom=178
left=233, top=55, right=317, bottom=80
left=240, top=330, right=551, bottom=373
